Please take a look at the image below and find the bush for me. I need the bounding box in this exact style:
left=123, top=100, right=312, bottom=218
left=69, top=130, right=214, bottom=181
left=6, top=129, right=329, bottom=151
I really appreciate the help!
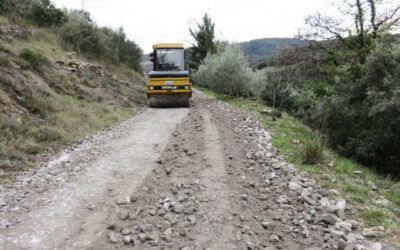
left=0, top=54, right=11, bottom=67
left=0, top=0, right=27, bottom=16
left=301, top=41, right=400, bottom=176
left=299, top=134, right=325, bottom=164
left=18, top=48, right=50, bottom=71
left=13, top=57, right=32, bottom=70
left=33, top=126, right=65, bottom=142
left=193, top=44, right=252, bottom=97
left=0, top=114, right=25, bottom=143
left=59, top=10, right=101, bottom=56
left=18, top=141, right=43, bottom=155
left=360, top=209, right=388, bottom=227
left=60, top=11, right=142, bottom=71
left=254, top=67, right=296, bottom=111
left=0, top=0, right=66, bottom=27
left=28, top=1, right=67, bottom=27
left=20, top=96, right=59, bottom=118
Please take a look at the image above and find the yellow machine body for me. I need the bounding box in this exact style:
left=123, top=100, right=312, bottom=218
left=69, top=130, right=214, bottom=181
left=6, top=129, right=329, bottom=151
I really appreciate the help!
left=146, top=43, right=192, bottom=107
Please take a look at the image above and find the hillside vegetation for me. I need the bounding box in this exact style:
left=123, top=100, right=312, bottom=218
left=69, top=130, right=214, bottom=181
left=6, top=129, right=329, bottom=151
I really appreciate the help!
left=240, top=38, right=305, bottom=64
left=0, top=2, right=146, bottom=183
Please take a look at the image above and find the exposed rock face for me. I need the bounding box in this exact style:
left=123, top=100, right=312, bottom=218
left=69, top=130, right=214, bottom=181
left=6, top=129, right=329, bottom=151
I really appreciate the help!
left=55, top=59, right=105, bottom=76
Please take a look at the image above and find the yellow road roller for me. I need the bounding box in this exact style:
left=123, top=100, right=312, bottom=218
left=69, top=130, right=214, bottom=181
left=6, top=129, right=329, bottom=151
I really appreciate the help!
left=146, top=43, right=192, bottom=107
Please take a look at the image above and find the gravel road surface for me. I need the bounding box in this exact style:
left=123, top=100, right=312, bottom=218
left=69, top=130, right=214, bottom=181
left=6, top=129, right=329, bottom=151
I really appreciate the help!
left=0, top=92, right=385, bottom=250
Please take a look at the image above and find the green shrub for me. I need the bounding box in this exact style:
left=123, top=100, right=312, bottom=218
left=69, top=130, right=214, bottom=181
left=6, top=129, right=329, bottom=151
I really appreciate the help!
left=28, top=1, right=67, bottom=27
left=0, top=0, right=25, bottom=15
left=8, top=149, right=24, bottom=160
left=0, top=54, right=11, bottom=67
left=193, top=44, right=252, bottom=97
left=0, top=114, right=26, bottom=142
left=0, top=42, right=11, bottom=53
left=60, top=10, right=142, bottom=71
left=20, top=96, right=58, bottom=118
left=255, top=67, right=295, bottom=110
left=299, top=134, right=325, bottom=164
left=13, top=57, right=31, bottom=70
left=303, top=80, right=335, bottom=99
left=0, top=0, right=66, bottom=27
left=19, top=141, right=43, bottom=155
left=18, top=48, right=50, bottom=71
left=33, top=126, right=65, bottom=142
left=360, top=209, right=388, bottom=227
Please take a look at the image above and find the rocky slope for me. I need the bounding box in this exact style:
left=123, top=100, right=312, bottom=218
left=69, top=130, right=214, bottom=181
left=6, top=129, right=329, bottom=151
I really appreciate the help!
left=0, top=21, right=146, bottom=182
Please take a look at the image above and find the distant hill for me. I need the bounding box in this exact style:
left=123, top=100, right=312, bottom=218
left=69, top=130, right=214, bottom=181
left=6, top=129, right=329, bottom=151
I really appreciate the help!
left=240, top=38, right=306, bottom=62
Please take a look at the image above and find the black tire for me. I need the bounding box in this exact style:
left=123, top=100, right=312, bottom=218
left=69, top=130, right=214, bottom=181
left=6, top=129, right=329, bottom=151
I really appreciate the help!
left=148, top=96, right=157, bottom=108
left=148, top=96, right=190, bottom=108
left=182, top=97, right=190, bottom=107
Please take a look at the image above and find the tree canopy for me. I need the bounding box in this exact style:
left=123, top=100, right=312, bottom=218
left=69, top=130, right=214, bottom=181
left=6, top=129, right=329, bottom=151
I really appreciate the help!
left=189, top=14, right=217, bottom=70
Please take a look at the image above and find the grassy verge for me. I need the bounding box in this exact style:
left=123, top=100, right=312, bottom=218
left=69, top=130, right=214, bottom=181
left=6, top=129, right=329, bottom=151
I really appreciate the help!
left=0, top=97, right=137, bottom=183
left=196, top=87, right=400, bottom=245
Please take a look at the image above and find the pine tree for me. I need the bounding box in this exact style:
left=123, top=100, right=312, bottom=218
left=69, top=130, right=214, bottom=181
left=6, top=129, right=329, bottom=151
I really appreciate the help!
left=189, top=14, right=217, bottom=70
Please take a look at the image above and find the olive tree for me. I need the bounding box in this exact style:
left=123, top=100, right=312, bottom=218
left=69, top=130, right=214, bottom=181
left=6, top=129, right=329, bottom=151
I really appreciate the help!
left=193, top=44, right=253, bottom=97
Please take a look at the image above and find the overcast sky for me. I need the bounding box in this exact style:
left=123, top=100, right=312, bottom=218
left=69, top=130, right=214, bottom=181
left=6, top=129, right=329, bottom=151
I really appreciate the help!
left=52, top=0, right=335, bottom=52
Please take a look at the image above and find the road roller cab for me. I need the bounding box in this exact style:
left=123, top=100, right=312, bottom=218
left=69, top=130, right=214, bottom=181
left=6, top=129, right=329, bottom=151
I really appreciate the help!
left=147, top=43, right=192, bottom=107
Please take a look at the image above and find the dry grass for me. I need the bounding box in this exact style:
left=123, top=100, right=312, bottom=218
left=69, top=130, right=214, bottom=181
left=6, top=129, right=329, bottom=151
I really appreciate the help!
left=0, top=24, right=146, bottom=183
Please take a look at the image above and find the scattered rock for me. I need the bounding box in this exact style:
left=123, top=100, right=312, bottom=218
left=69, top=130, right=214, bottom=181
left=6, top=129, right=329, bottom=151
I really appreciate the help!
left=335, top=199, right=347, bottom=211
left=367, top=181, right=378, bottom=191
left=123, top=236, right=132, bottom=245
left=373, top=198, right=389, bottom=207
left=269, top=234, right=280, bottom=243
left=321, top=214, right=338, bottom=225
left=337, top=209, right=346, bottom=220
left=140, top=223, right=153, bottom=233
left=118, top=210, right=129, bottom=220
left=288, top=181, right=302, bottom=191
left=363, top=241, right=382, bottom=250
left=362, top=227, right=383, bottom=238
left=331, top=229, right=345, bottom=239
left=261, top=221, right=272, bottom=229
left=329, top=189, right=340, bottom=195
left=338, top=239, right=348, bottom=250
left=276, top=195, right=288, bottom=204
left=137, top=233, right=146, bottom=242
left=108, top=232, right=119, bottom=244
left=187, top=215, right=196, bottom=225
left=183, top=206, right=195, bottom=215
left=174, top=204, right=184, bottom=214
left=118, top=227, right=128, bottom=235
left=338, top=221, right=352, bottom=232
left=255, top=151, right=264, bottom=160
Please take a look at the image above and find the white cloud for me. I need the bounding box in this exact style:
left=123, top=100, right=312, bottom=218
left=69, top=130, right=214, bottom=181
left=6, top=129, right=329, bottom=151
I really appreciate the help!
left=52, top=0, right=334, bottom=52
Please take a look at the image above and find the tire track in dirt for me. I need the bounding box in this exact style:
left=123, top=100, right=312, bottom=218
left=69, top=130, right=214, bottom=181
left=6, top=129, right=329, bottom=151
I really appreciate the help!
left=0, top=108, right=188, bottom=250
left=87, top=102, right=207, bottom=249
left=89, top=93, right=324, bottom=250
left=192, top=109, right=236, bottom=249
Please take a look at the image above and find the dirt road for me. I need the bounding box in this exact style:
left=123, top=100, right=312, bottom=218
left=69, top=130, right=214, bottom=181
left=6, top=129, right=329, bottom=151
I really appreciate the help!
left=0, top=93, right=383, bottom=250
